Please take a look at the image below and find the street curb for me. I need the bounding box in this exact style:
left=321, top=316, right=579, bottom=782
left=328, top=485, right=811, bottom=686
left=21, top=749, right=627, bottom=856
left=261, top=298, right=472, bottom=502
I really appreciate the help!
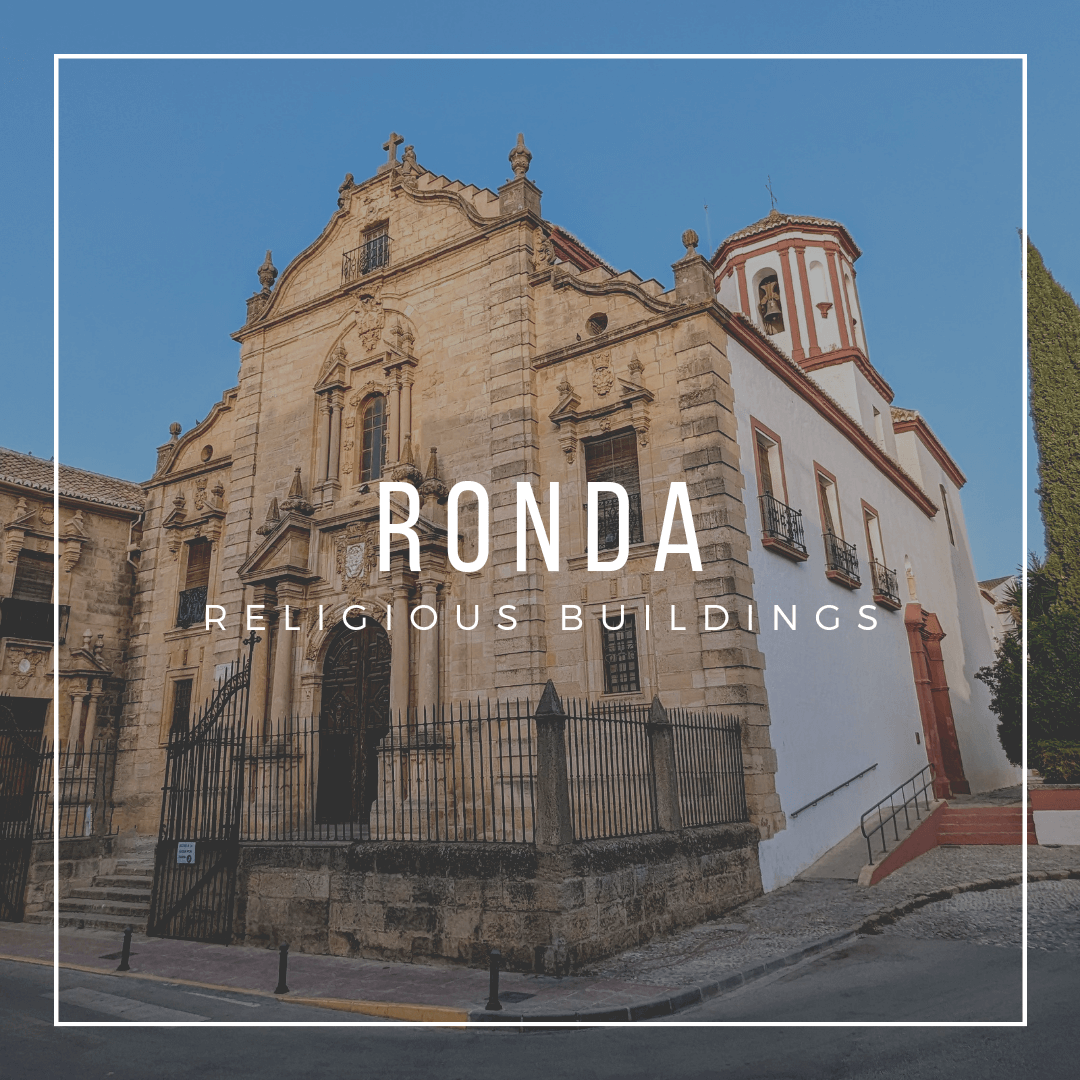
left=466, top=867, right=1080, bottom=1024
left=5, top=868, right=1077, bottom=1025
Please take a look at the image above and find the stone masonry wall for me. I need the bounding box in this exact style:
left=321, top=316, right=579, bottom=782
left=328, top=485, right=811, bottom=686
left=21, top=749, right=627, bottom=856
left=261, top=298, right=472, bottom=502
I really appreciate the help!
left=233, top=823, right=762, bottom=974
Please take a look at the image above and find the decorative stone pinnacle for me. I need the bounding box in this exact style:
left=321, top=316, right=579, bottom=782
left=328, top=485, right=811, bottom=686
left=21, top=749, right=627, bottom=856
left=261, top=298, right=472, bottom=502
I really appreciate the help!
left=682, top=229, right=699, bottom=255
left=169, top=422, right=182, bottom=440
left=280, top=468, right=314, bottom=516
left=509, top=133, right=532, bottom=179
left=257, top=250, right=278, bottom=294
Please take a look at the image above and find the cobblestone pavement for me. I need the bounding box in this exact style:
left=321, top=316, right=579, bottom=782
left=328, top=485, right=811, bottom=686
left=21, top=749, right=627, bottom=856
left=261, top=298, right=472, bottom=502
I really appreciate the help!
left=878, top=878, right=1080, bottom=952
left=581, top=846, right=1080, bottom=986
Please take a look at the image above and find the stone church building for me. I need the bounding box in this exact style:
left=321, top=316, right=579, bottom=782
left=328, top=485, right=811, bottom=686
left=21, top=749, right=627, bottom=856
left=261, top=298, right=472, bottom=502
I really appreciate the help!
left=3, top=132, right=1015, bottom=962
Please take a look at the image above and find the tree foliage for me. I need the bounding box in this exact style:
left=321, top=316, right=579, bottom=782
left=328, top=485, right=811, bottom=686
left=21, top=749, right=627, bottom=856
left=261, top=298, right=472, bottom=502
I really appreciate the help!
left=1028, top=242, right=1080, bottom=608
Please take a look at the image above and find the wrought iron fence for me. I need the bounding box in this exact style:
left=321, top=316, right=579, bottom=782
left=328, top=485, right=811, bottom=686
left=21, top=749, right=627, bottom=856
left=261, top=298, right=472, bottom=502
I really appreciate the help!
left=823, top=531, right=861, bottom=584
left=869, top=559, right=901, bottom=607
left=239, top=701, right=537, bottom=844
left=54, top=741, right=118, bottom=840
left=759, top=493, right=807, bottom=554
left=595, top=491, right=644, bottom=551
left=342, top=234, right=390, bottom=285
left=669, top=708, right=748, bottom=828
left=564, top=698, right=657, bottom=840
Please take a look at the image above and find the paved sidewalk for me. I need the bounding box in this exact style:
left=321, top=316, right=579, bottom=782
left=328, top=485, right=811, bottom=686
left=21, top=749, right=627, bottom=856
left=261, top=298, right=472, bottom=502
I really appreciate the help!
left=2, top=844, right=1076, bottom=1023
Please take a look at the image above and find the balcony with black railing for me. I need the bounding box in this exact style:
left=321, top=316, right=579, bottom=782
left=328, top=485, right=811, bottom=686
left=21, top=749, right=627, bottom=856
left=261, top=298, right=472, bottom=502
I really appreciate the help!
left=342, top=234, right=390, bottom=286
left=0, top=598, right=66, bottom=643
left=870, top=559, right=902, bottom=610
left=176, top=586, right=208, bottom=629
left=823, top=532, right=861, bottom=588
left=595, top=491, right=644, bottom=552
left=758, top=492, right=809, bottom=561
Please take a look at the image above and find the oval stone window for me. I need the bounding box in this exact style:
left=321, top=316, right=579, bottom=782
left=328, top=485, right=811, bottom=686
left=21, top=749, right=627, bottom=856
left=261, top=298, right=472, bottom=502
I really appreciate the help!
left=586, top=313, right=608, bottom=336
left=201, top=445, right=213, bottom=462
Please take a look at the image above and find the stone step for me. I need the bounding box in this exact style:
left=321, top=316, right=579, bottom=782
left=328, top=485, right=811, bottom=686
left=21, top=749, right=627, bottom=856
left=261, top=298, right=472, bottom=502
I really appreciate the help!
left=91, top=874, right=154, bottom=890
left=60, top=898, right=151, bottom=918
left=57, top=912, right=147, bottom=933
left=68, top=886, right=152, bottom=903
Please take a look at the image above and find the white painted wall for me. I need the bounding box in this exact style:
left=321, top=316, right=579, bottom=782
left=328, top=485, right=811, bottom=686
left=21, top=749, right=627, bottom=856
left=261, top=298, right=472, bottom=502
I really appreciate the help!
left=725, top=336, right=1017, bottom=890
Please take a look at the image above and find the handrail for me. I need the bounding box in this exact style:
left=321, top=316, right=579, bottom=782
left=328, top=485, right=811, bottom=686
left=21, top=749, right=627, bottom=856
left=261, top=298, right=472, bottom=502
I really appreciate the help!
left=860, top=763, right=936, bottom=864
left=789, top=763, right=878, bottom=819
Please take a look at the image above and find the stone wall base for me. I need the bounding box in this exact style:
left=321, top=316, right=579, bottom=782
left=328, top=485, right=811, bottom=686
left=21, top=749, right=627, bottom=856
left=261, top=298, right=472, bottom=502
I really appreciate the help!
left=23, top=835, right=121, bottom=916
left=233, top=824, right=762, bottom=974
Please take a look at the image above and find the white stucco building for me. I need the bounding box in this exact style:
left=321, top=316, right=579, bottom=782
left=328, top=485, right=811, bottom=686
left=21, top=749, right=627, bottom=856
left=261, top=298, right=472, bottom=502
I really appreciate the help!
left=713, top=209, right=1017, bottom=888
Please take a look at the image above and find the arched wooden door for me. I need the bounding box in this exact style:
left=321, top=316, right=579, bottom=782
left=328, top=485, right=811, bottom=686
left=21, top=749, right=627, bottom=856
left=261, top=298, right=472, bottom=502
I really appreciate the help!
left=316, top=621, right=391, bottom=824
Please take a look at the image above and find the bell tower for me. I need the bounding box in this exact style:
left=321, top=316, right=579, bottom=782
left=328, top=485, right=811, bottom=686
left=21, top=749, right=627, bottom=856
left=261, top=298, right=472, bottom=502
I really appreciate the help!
left=712, top=209, right=895, bottom=450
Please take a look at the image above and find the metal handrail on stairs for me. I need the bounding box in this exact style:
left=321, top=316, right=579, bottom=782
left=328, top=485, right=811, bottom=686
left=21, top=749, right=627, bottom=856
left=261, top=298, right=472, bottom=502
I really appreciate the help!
left=860, top=763, right=936, bottom=865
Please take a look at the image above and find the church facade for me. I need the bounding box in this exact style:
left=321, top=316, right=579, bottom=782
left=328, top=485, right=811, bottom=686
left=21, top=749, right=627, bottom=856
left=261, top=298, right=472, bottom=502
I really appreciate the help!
left=91, top=133, right=1012, bottom=906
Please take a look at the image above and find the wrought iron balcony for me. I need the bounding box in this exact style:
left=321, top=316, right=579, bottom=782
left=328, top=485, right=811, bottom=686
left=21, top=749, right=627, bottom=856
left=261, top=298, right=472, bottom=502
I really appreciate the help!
left=0, top=598, right=65, bottom=643
left=823, top=532, right=861, bottom=587
left=342, top=234, right=390, bottom=286
left=595, top=491, right=644, bottom=552
left=870, top=559, right=902, bottom=609
left=759, top=492, right=808, bottom=559
left=176, top=586, right=208, bottom=630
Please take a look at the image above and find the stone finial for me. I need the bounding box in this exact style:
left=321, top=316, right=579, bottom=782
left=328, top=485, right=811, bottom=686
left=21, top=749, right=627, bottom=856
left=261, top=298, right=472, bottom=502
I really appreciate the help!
left=337, top=173, right=355, bottom=208
left=419, top=446, right=449, bottom=505
left=257, top=250, right=278, bottom=294
left=682, top=229, right=699, bottom=255
left=280, top=468, right=314, bottom=516
left=255, top=496, right=280, bottom=536
left=381, top=131, right=404, bottom=172
left=169, top=422, right=182, bottom=440
left=391, top=434, right=423, bottom=486
left=509, top=133, right=532, bottom=179
left=82, top=628, right=93, bottom=651
left=93, top=633, right=104, bottom=659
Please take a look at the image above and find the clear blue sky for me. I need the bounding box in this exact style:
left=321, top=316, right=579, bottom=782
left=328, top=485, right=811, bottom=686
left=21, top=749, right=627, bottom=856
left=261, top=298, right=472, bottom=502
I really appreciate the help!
left=2, top=2, right=1077, bottom=582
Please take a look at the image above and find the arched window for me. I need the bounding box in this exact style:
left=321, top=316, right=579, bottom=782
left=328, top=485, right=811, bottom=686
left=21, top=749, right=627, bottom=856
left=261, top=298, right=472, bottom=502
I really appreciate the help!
left=360, top=394, right=387, bottom=482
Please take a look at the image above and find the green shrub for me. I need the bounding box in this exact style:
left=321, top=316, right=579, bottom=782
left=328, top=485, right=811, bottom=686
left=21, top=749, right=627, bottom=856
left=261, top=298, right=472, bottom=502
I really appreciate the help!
left=1033, top=741, right=1080, bottom=784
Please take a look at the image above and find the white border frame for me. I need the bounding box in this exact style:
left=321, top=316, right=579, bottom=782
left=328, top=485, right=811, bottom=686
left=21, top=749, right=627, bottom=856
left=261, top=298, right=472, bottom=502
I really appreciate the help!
left=51, top=50, right=1028, bottom=1030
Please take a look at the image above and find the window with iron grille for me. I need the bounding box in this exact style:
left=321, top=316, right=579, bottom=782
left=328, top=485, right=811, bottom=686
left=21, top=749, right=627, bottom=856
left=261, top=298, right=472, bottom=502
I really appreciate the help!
left=176, top=539, right=211, bottom=628
left=360, top=394, right=387, bottom=481
left=362, top=223, right=389, bottom=273
left=584, top=430, right=643, bottom=550
left=601, top=613, right=640, bottom=694
left=170, top=678, right=193, bottom=734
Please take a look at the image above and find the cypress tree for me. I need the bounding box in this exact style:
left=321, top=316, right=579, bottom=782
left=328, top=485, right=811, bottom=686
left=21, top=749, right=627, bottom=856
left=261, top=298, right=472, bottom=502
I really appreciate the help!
left=1028, top=242, right=1080, bottom=606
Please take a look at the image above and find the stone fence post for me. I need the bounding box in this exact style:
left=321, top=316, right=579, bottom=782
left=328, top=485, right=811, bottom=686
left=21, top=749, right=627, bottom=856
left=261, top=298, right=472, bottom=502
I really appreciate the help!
left=647, top=695, right=682, bottom=832
left=533, top=680, right=573, bottom=849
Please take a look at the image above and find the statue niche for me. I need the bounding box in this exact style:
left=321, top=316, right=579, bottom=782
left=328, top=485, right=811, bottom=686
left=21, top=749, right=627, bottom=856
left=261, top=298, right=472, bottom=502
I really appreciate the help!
left=758, top=274, right=786, bottom=336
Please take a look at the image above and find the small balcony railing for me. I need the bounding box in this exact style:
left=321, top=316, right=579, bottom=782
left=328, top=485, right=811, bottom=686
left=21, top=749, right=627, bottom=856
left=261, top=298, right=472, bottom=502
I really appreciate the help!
left=870, top=559, right=902, bottom=609
left=823, top=532, right=861, bottom=586
left=759, top=492, right=808, bottom=557
left=595, top=491, right=644, bottom=552
left=176, top=586, right=208, bottom=629
left=0, top=598, right=66, bottom=643
left=342, top=234, right=390, bottom=286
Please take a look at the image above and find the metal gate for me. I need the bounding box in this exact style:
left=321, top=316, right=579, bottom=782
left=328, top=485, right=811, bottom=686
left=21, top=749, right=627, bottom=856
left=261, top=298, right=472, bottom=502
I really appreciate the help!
left=0, top=700, right=50, bottom=922
left=147, top=633, right=257, bottom=943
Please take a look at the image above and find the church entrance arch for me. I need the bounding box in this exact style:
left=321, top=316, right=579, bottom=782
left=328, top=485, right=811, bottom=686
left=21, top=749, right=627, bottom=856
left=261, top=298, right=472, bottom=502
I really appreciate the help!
left=316, top=620, right=391, bottom=824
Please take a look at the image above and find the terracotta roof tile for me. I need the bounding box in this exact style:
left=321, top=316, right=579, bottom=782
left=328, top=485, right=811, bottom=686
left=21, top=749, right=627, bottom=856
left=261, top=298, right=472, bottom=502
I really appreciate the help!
left=0, top=447, right=145, bottom=512
left=713, top=209, right=862, bottom=261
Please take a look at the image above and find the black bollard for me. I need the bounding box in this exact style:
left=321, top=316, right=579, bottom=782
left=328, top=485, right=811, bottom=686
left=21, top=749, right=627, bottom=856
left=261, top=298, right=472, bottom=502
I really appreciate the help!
left=486, top=948, right=502, bottom=1011
left=274, top=942, right=289, bottom=994
left=116, top=926, right=132, bottom=972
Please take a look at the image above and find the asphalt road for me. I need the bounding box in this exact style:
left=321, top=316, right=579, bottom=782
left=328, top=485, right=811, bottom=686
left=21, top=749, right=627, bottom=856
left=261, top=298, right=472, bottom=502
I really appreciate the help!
left=3, top=882, right=1077, bottom=1078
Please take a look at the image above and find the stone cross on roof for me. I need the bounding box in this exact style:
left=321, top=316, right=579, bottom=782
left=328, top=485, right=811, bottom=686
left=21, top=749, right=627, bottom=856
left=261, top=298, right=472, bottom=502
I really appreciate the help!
left=383, top=131, right=404, bottom=166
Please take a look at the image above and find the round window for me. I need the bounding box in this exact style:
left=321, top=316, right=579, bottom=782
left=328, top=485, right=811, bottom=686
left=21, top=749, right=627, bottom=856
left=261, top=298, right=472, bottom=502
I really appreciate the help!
left=201, top=445, right=213, bottom=462
left=586, top=313, right=608, bottom=336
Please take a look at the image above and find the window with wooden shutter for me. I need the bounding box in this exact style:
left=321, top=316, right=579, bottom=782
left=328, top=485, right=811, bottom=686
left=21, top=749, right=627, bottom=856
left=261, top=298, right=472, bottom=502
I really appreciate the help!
left=12, top=550, right=53, bottom=603
left=170, top=679, right=193, bottom=734
left=184, top=540, right=211, bottom=591
left=584, top=430, right=643, bottom=549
